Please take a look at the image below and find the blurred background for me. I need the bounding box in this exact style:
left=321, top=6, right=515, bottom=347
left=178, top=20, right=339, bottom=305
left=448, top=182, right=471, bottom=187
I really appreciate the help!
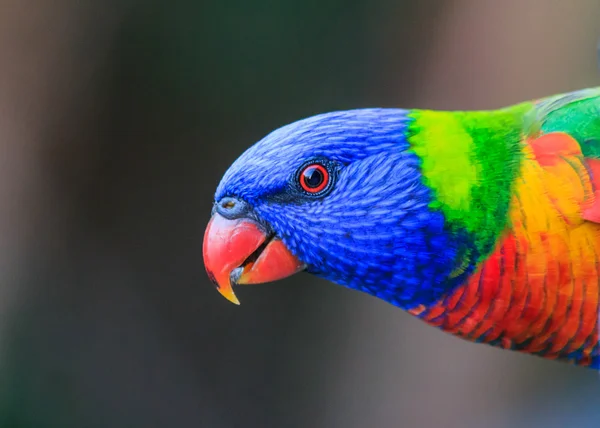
left=0, top=0, right=599, bottom=427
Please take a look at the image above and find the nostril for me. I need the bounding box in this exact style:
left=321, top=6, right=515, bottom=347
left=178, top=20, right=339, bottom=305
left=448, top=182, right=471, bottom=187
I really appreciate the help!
left=216, top=197, right=250, bottom=219
left=220, top=198, right=238, bottom=211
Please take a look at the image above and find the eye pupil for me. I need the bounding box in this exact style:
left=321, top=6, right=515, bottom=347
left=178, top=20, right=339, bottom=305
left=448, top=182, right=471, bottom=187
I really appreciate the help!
left=303, top=167, right=324, bottom=188
left=299, top=163, right=330, bottom=194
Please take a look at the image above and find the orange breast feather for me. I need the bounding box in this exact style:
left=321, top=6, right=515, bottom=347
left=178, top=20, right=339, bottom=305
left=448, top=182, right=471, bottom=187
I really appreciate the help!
left=410, top=132, right=600, bottom=367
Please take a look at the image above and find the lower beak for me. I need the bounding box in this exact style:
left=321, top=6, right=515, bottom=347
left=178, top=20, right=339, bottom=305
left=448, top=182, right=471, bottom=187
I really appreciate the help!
left=202, top=213, right=305, bottom=304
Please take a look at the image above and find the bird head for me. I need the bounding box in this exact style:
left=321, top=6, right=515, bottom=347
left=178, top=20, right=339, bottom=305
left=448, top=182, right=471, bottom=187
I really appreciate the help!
left=203, top=109, right=469, bottom=308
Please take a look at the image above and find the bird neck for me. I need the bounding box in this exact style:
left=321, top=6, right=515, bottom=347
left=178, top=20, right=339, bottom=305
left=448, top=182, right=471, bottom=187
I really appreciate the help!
left=405, top=103, right=531, bottom=264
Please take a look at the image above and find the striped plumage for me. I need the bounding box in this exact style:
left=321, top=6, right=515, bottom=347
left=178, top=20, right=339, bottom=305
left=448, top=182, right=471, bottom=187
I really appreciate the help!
left=408, top=88, right=600, bottom=368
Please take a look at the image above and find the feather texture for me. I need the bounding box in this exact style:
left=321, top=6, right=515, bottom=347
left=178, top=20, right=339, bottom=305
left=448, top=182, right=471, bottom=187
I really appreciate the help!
left=409, top=89, right=600, bottom=368
left=211, top=87, right=600, bottom=369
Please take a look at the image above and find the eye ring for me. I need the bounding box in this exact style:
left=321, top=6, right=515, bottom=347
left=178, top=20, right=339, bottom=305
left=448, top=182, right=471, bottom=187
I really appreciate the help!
left=299, top=163, right=330, bottom=194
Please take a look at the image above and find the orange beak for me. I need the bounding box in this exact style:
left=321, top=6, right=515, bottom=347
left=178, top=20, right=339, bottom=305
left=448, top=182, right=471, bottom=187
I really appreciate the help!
left=202, top=213, right=306, bottom=304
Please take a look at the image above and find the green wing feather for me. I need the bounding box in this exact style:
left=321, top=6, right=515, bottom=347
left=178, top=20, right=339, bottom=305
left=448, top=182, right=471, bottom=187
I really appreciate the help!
left=526, top=87, right=600, bottom=158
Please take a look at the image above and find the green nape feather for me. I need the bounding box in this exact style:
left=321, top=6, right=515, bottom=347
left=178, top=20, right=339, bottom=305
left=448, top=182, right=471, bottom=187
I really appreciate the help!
left=406, top=104, right=530, bottom=262
left=406, top=86, right=600, bottom=263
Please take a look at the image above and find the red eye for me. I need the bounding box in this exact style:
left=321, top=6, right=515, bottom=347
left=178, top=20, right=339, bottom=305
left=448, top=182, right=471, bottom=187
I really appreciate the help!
left=299, top=163, right=329, bottom=193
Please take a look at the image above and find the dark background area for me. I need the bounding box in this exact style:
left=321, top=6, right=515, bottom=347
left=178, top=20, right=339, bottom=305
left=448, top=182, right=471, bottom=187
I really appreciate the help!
left=0, top=1, right=599, bottom=427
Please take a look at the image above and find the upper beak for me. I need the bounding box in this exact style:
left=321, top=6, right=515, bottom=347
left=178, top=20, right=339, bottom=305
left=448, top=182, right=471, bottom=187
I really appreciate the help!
left=202, top=213, right=306, bottom=304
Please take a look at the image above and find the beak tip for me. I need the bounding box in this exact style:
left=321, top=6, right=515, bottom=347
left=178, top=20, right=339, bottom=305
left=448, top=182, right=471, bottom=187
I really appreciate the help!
left=207, top=270, right=241, bottom=305
left=220, top=290, right=241, bottom=305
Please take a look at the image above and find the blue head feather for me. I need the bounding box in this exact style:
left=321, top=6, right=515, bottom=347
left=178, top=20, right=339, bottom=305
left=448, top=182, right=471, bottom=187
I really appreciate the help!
left=215, top=109, right=467, bottom=308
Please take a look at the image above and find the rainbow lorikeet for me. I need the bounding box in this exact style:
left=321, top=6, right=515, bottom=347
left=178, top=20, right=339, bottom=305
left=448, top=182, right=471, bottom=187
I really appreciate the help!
left=203, top=87, right=600, bottom=369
